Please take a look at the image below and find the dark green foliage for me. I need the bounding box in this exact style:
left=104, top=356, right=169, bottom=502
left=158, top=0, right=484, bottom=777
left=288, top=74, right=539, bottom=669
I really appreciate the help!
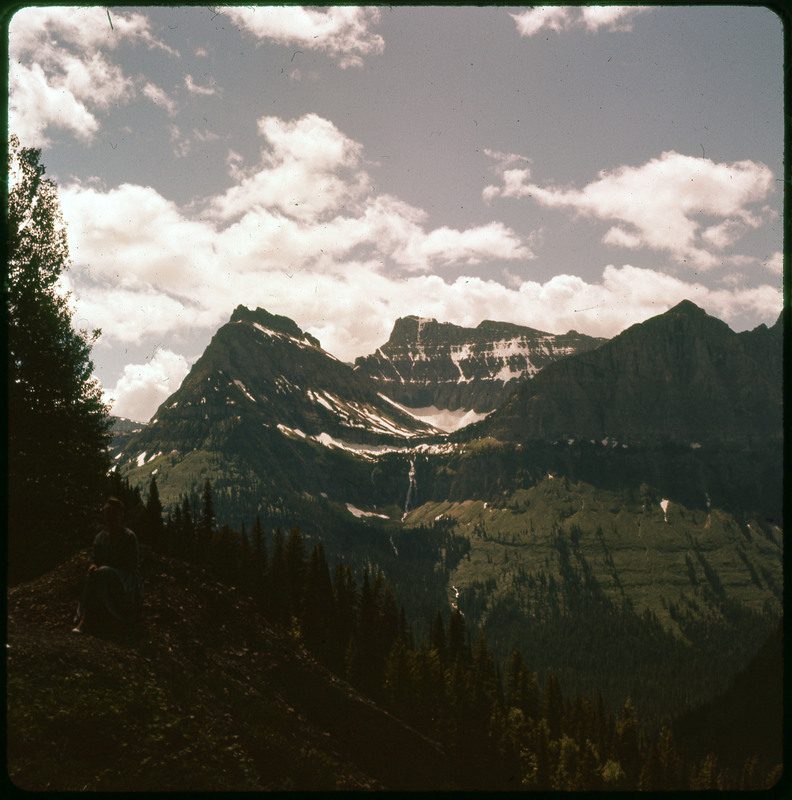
left=144, top=478, right=165, bottom=552
left=130, top=480, right=782, bottom=791
left=7, top=135, right=111, bottom=583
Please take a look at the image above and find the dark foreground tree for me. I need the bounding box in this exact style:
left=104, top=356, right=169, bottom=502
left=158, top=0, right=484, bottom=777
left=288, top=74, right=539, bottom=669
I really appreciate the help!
left=6, top=134, right=110, bottom=583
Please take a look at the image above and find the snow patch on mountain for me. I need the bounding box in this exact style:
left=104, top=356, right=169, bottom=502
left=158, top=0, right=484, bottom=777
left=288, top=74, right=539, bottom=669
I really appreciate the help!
left=346, top=503, right=389, bottom=520
left=377, top=393, right=483, bottom=432
left=306, top=389, right=438, bottom=438
left=233, top=379, right=256, bottom=402
left=252, top=322, right=315, bottom=351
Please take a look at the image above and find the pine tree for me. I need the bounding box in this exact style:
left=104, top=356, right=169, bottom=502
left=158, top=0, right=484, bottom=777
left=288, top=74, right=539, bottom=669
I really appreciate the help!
left=542, top=673, right=564, bottom=741
left=383, top=635, right=414, bottom=716
left=268, top=528, right=290, bottom=627
left=145, top=476, right=165, bottom=552
left=196, top=479, right=216, bottom=565
left=250, top=515, right=268, bottom=609
left=617, top=698, right=641, bottom=789
left=211, top=523, right=239, bottom=586
left=300, top=541, right=333, bottom=656
left=238, top=522, right=251, bottom=592
left=447, top=608, right=469, bottom=665
left=284, top=526, right=308, bottom=620
left=430, top=611, right=447, bottom=663
left=330, top=563, right=357, bottom=673
left=178, top=496, right=195, bottom=561
left=347, top=570, right=382, bottom=697
left=7, top=135, right=110, bottom=582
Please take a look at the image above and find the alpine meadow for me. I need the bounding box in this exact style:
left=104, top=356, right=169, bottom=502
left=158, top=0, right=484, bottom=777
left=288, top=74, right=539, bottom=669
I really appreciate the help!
left=6, top=4, right=785, bottom=793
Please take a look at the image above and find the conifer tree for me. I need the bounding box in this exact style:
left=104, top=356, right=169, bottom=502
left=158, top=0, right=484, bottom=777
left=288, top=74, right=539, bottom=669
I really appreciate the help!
left=179, top=496, right=195, bottom=561
left=300, top=541, right=333, bottom=655
left=7, top=135, right=110, bottom=582
left=250, top=515, right=268, bottom=609
left=617, top=698, right=641, bottom=788
left=237, top=522, right=251, bottom=592
left=383, top=635, right=414, bottom=716
left=284, top=526, right=307, bottom=619
left=447, top=607, right=469, bottom=665
left=330, top=563, right=357, bottom=673
left=196, top=479, right=216, bottom=564
left=145, top=476, right=165, bottom=552
left=211, top=523, right=239, bottom=586
left=347, top=570, right=382, bottom=697
left=430, top=611, right=447, bottom=663
left=268, top=528, right=290, bottom=627
left=542, top=673, right=564, bottom=741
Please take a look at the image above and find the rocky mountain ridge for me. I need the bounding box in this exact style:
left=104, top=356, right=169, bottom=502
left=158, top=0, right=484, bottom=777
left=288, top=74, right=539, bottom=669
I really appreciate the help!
left=472, top=300, right=783, bottom=447
left=355, top=315, right=605, bottom=416
left=114, top=305, right=441, bottom=486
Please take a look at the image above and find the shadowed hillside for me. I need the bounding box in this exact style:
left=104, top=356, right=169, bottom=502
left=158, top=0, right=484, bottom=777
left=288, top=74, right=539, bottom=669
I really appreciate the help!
left=6, top=547, right=462, bottom=792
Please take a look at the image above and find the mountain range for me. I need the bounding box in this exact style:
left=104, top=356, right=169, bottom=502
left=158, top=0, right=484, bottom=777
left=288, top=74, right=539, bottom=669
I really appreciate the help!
left=112, top=299, right=783, bottom=726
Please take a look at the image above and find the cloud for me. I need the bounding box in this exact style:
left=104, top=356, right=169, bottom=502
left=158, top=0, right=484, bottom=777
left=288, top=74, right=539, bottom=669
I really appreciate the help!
left=223, top=6, right=385, bottom=68
left=54, top=112, right=781, bottom=422
left=764, top=252, right=783, bottom=275
left=9, top=6, right=174, bottom=146
left=143, top=83, right=178, bottom=116
left=104, top=348, right=192, bottom=422
left=58, top=113, right=532, bottom=352
left=484, top=150, right=776, bottom=270
left=511, top=6, right=651, bottom=37
left=209, top=113, right=368, bottom=223
left=184, top=74, right=220, bottom=96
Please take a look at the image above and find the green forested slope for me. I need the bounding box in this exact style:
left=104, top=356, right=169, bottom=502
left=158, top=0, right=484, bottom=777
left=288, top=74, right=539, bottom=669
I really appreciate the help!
left=403, top=476, right=782, bottom=722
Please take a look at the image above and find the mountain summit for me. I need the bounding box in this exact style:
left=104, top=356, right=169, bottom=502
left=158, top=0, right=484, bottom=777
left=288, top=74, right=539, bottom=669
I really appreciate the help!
left=355, top=316, right=605, bottom=415
left=133, top=305, right=439, bottom=445
left=474, top=301, right=783, bottom=446
left=114, top=306, right=443, bottom=504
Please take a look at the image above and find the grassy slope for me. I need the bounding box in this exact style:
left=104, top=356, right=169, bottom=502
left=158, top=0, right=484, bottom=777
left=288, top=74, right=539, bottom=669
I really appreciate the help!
left=6, top=549, right=462, bottom=792
left=405, top=476, right=782, bottom=634
left=402, top=477, right=782, bottom=721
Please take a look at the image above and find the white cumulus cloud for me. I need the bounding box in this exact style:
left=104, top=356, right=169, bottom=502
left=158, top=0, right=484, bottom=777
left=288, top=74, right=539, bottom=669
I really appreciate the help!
left=511, top=6, right=652, bottom=37
left=9, top=6, right=172, bottom=147
left=484, top=150, right=777, bottom=270
left=222, top=6, right=385, bottom=68
left=104, top=349, right=192, bottom=422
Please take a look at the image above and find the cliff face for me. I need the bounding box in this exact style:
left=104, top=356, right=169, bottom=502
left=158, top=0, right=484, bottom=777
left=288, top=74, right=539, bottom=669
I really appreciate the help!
left=355, top=316, right=605, bottom=413
left=477, top=301, right=783, bottom=446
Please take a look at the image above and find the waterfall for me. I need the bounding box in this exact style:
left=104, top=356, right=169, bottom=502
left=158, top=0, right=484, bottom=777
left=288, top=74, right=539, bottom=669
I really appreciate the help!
left=402, top=458, right=417, bottom=520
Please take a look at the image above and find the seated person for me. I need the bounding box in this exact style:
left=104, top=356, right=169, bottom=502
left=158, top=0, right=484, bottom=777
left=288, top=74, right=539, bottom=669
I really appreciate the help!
left=73, top=497, right=144, bottom=633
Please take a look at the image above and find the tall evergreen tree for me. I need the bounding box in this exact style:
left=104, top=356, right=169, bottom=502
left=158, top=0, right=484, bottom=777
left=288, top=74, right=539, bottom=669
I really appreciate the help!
left=300, top=541, right=333, bottom=655
left=196, top=479, right=216, bottom=564
left=617, top=698, right=642, bottom=789
left=178, top=495, right=195, bottom=561
left=447, top=607, right=469, bottom=665
left=250, top=515, right=268, bottom=609
left=430, top=611, right=447, bottom=663
left=7, top=135, right=110, bottom=582
left=542, top=673, right=564, bottom=741
left=145, top=476, right=165, bottom=552
left=268, top=528, right=290, bottom=627
left=284, top=526, right=307, bottom=620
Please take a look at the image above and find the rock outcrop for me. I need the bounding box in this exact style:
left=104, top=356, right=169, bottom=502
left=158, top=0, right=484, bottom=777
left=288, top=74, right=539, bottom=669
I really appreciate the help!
left=355, top=316, right=605, bottom=413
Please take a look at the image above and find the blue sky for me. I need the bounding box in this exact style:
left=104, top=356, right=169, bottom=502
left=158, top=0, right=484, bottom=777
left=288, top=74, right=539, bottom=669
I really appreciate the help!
left=8, top=5, right=784, bottom=421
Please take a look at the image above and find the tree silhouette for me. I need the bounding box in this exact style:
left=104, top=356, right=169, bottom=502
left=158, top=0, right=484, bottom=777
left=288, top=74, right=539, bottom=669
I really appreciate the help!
left=7, top=135, right=110, bottom=582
